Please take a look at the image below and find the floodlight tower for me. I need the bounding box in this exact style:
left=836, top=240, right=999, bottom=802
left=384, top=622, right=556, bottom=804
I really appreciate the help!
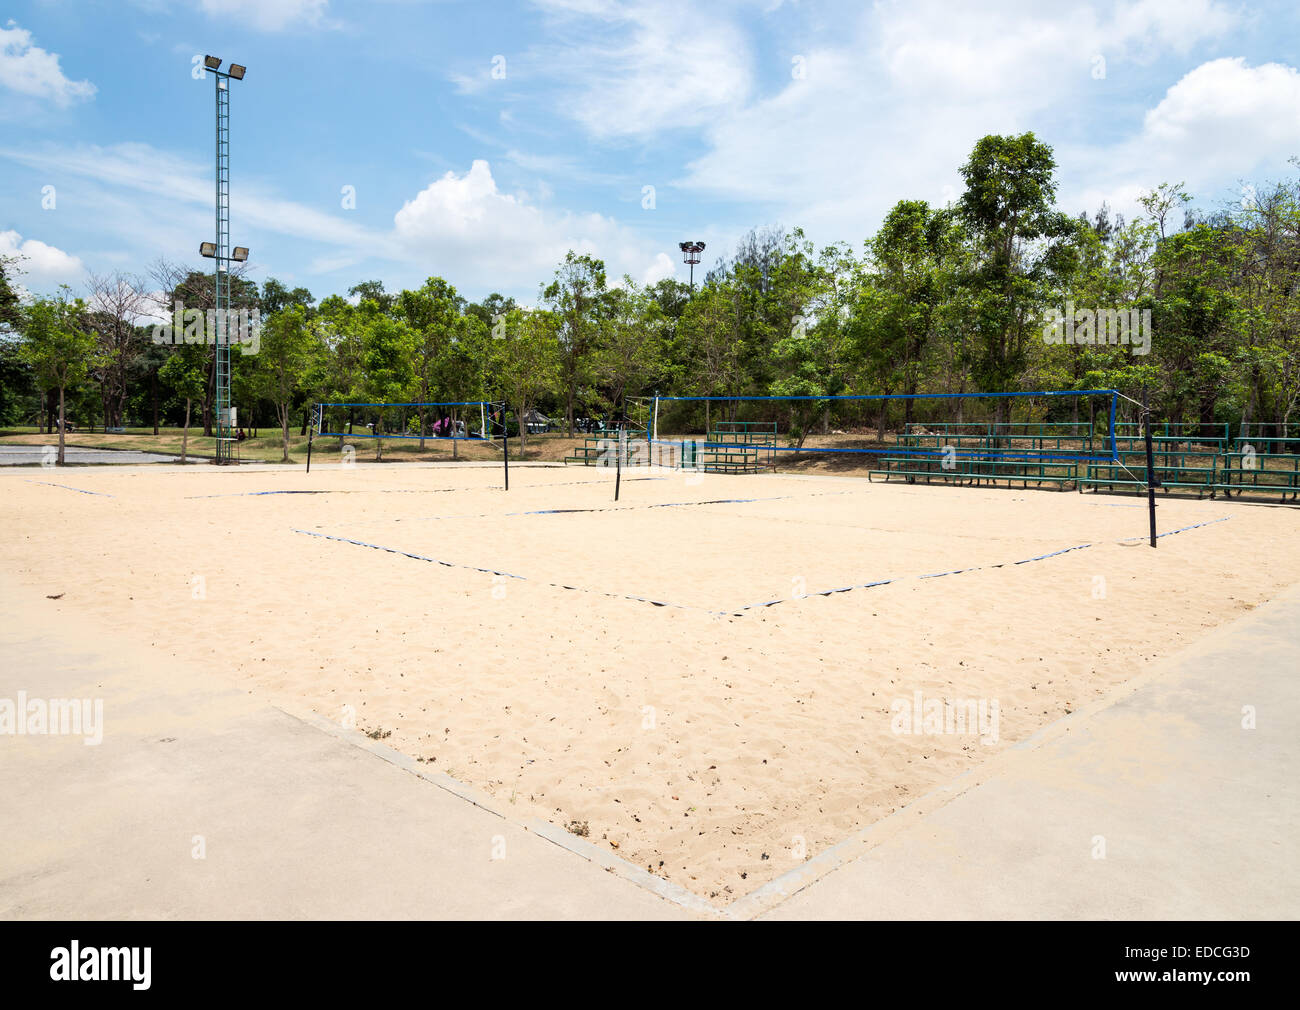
left=199, top=55, right=248, bottom=464
left=678, top=241, right=705, bottom=291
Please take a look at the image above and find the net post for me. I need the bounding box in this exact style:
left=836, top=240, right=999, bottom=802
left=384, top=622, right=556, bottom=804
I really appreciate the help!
left=614, top=415, right=624, bottom=502
left=1108, top=390, right=1118, bottom=460
left=1143, top=387, right=1158, bottom=547
left=502, top=409, right=509, bottom=492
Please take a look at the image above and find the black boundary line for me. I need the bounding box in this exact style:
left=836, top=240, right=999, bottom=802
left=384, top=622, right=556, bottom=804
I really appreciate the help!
left=293, top=517, right=1230, bottom=617
left=341, top=487, right=863, bottom=528
left=291, top=528, right=731, bottom=615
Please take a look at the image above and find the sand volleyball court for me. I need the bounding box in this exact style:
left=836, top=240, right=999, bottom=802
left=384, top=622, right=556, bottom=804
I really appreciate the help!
left=4, top=461, right=1299, bottom=906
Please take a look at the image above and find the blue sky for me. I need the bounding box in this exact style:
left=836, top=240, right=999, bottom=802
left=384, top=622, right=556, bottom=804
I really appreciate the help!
left=2, top=0, right=1299, bottom=310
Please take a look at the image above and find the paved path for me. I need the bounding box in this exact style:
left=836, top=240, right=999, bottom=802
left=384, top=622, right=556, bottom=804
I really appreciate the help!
left=0, top=445, right=200, bottom=465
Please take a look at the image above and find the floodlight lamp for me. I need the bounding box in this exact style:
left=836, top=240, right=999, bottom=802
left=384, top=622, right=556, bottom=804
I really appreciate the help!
left=204, top=55, right=221, bottom=70
left=199, top=242, right=218, bottom=258
left=232, top=247, right=249, bottom=262
left=229, top=64, right=246, bottom=80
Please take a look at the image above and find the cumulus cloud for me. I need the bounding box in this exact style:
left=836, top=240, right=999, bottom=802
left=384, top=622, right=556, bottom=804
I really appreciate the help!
left=1142, top=58, right=1300, bottom=155
left=0, top=23, right=96, bottom=106
left=1058, top=57, right=1300, bottom=217
left=641, top=252, right=677, bottom=286
left=393, top=159, right=679, bottom=292
left=0, top=230, right=86, bottom=295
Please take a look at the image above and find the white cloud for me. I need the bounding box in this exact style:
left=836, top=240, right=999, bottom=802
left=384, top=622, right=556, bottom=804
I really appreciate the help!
left=393, top=159, right=678, bottom=291
left=0, top=23, right=96, bottom=106
left=528, top=0, right=753, bottom=138
left=1, top=144, right=678, bottom=298
left=0, top=230, right=86, bottom=295
left=641, top=251, right=676, bottom=286
left=669, top=0, right=1249, bottom=240
left=1053, top=57, right=1300, bottom=219
left=1109, top=0, right=1241, bottom=57
left=1142, top=58, right=1300, bottom=155
left=196, top=0, right=331, bottom=32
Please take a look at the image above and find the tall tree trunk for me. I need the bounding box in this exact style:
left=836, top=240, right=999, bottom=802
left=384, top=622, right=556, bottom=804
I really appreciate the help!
left=57, top=385, right=66, bottom=465
left=281, top=406, right=290, bottom=464
left=180, top=397, right=190, bottom=464
left=151, top=371, right=159, bottom=435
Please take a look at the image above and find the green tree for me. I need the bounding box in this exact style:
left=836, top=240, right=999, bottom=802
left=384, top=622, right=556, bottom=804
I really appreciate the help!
left=490, top=309, right=560, bottom=458
left=543, top=251, right=606, bottom=435
left=593, top=279, right=665, bottom=412
left=253, top=304, right=319, bottom=462
left=0, top=254, right=22, bottom=333
left=956, top=132, right=1071, bottom=423
left=398, top=277, right=464, bottom=448
left=159, top=346, right=206, bottom=463
left=678, top=283, right=744, bottom=432
left=19, top=289, right=97, bottom=465
left=359, top=309, right=416, bottom=460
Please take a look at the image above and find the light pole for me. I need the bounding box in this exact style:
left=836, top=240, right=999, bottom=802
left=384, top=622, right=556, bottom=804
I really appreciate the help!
left=200, top=55, right=247, bottom=465
left=678, top=241, right=705, bottom=291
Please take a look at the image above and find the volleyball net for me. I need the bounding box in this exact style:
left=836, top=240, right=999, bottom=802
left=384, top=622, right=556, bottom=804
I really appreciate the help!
left=646, top=390, right=1121, bottom=471
left=312, top=401, right=502, bottom=444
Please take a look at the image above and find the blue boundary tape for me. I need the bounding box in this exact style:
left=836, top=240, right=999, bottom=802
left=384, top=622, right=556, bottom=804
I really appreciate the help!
left=25, top=480, right=114, bottom=498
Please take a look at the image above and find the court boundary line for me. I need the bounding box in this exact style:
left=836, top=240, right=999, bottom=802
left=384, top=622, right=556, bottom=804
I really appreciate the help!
left=294, top=516, right=1230, bottom=616
left=284, top=709, right=726, bottom=919
left=24, top=480, right=115, bottom=497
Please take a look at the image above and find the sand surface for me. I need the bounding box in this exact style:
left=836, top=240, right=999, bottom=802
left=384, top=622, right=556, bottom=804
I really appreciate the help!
left=4, top=462, right=1298, bottom=905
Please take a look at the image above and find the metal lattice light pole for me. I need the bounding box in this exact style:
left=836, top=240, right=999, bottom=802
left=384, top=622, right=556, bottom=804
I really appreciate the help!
left=199, top=56, right=248, bottom=465
left=678, top=241, right=705, bottom=290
